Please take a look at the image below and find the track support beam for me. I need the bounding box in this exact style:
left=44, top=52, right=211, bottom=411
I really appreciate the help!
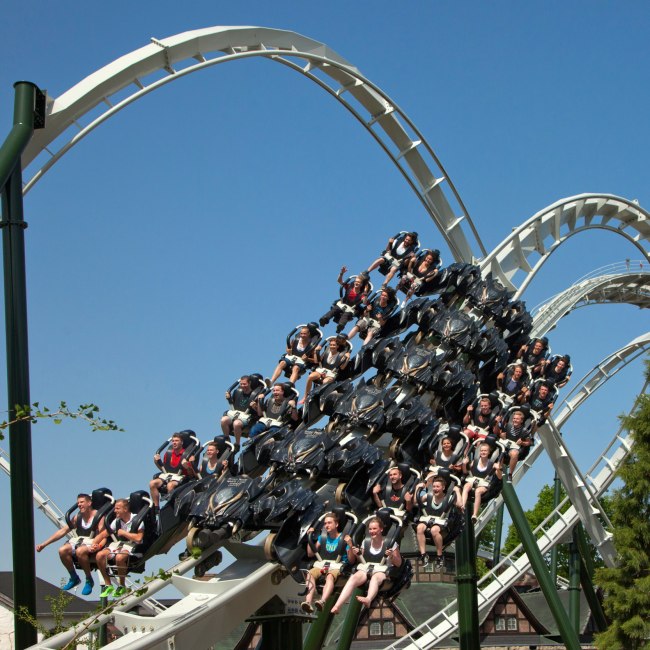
left=501, top=479, right=581, bottom=650
left=456, top=509, right=480, bottom=650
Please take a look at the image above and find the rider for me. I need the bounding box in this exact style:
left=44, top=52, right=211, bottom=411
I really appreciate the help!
left=462, top=395, right=501, bottom=440
left=301, top=336, right=351, bottom=404
left=413, top=475, right=459, bottom=568
left=461, top=442, right=502, bottom=523
left=348, top=287, right=397, bottom=345
left=330, top=517, right=402, bottom=614
left=269, top=325, right=319, bottom=385
left=372, top=465, right=413, bottom=513
left=397, top=249, right=441, bottom=301
left=319, top=267, right=370, bottom=333
left=366, top=232, right=419, bottom=287
left=499, top=410, right=534, bottom=480
left=220, top=375, right=262, bottom=446
left=301, top=512, right=352, bottom=613
left=541, top=354, right=572, bottom=389
left=96, top=498, right=145, bottom=598
left=497, top=363, right=529, bottom=404
left=248, top=384, right=300, bottom=437
left=149, top=433, right=195, bottom=509
left=517, top=338, right=548, bottom=377
left=35, top=493, right=104, bottom=596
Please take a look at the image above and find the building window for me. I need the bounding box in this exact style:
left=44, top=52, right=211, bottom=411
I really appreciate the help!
left=383, top=621, right=395, bottom=635
left=507, top=616, right=518, bottom=631
left=495, top=617, right=505, bottom=631
left=369, top=622, right=382, bottom=636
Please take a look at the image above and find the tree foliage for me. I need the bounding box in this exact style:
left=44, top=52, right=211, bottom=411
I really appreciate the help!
left=595, top=363, right=650, bottom=650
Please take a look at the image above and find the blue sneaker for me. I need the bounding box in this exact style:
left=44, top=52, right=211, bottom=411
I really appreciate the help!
left=62, top=575, right=81, bottom=591
left=81, top=578, right=94, bottom=596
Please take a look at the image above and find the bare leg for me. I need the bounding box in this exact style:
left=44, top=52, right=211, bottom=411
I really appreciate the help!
left=303, top=572, right=317, bottom=605
left=357, top=573, right=386, bottom=607
left=96, top=549, right=113, bottom=587
left=115, top=553, right=129, bottom=586
left=473, top=487, right=487, bottom=519
left=431, top=526, right=443, bottom=556
left=232, top=420, right=244, bottom=446
left=149, top=479, right=163, bottom=508
left=321, top=573, right=337, bottom=603
left=331, top=572, right=367, bottom=614
left=416, top=523, right=427, bottom=555
left=76, top=546, right=94, bottom=579
left=220, top=416, right=231, bottom=436
left=270, top=361, right=287, bottom=384
left=58, top=544, right=75, bottom=573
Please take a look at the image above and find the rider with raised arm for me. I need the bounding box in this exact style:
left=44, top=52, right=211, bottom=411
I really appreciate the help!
left=248, top=384, right=300, bottom=437
left=319, top=267, right=370, bottom=333
left=35, top=493, right=104, bottom=596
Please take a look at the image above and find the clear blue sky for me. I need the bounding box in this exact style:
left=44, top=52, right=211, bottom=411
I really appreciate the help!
left=1, top=2, right=648, bottom=591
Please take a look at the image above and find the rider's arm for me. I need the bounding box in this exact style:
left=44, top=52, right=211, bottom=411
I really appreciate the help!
left=36, top=523, right=72, bottom=552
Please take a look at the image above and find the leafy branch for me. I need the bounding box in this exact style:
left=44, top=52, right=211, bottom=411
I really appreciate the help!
left=0, top=402, right=123, bottom=440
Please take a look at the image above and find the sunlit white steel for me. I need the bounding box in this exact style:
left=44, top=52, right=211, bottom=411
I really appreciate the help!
left=480, top=194, right=650, bottom=294
left=21, top=26, right=484, bottom=261
left=531, top=269, right=650, bottom=338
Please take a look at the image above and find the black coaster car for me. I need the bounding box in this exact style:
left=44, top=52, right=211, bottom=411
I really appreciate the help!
left=251, top=478, right=317, bottom=530
left=466, top=275, right=513, bottom=320
left=330, top=378, right=398, bottom=438
left=423, top=307, right=480, bottom=354
left=302, top=379, right=355, bottom=427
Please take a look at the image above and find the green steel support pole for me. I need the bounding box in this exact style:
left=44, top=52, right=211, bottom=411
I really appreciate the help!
left=492, top=503, right=504, bottom=567
left=258, top=618, right=302, bottom=650
left=335, top=588, right=362, bottom=650
left=303, top=596, right=334, bottom=650
left=456, top=508, right=480, bottom=650
left=568, top=529, right=581, bottom=634
left=575, top=524, right=607, bottom=631
left=1, top=81, right=41, bottom=650
left=550, top=472, right=562, bottom=583
left=501, top=479, right=581, bottom=650
left=98, top=595, right=108, bottom=647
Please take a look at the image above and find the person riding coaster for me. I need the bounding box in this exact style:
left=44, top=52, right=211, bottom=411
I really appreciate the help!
left=221, top=374, right=265, bottom=446
left=426, top=427, right=469, bottom=479
left=396, top=248, right=442, bottom=304
left=300, top=335, right=352, bottom=405
left=96, top=491, right=156, bottom=597
left=460, top=437, right=504, bottom=523
left=330, top=511, right=410, bottom=614
left=347, top=287, right=399, bottom=346
left=517, top=337, right=550, bottom=377
left=463, top=393, right=503, bottom=441
left=524, top=378, right=558, bottom=427
left=300, top=507, right=358, bottom=613
left=194, top=436, right=236, bottom=479
left=541, top=353, right=572, bottom=389
left=499, top=405, right=538, bottom=480
left=36, top=488, right=114, bottom=596
left=497, top=362, right=531, bottom=406
left=149, top=430, right=201, bottom=510
left=366, top=231, right=420, bottom=287
left=412, top=470, right=463, bottom=568
left=269, top=323, right=322, bottom=385
left=319, top=267, right=372, bottom=333
left=372, top=463, right=419, bottom=524
left=248, top=383, right=301, bottom=438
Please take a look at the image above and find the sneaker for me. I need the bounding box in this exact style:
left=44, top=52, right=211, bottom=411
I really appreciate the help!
left=264, top=377, right=272, bottom=389
left=100, top=585, right=115, bottom=598
left=62, top=575, right=81, bottom=591
left=314, top=600, right=325, bottom=612
left=114, top=586, right=128, bottom=597
left=81, top=578, right=94, bottom=596
left=471, top=515, right=478, bottom=524
left=420, top=553, right=429, bottom=567
left=436, top=556, right=445, bottom=569
left=300, top=601, right=314, bottom=614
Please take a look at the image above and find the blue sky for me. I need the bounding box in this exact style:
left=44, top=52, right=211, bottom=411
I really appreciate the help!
left=1, top=2, right=648, bottom=591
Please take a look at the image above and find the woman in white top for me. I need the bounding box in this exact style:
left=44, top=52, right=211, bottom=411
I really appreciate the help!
left=330, top=517, right=402, bottom=613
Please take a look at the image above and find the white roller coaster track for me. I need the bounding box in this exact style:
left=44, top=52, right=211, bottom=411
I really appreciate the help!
left=530, top=264, right=650, bottom=338
left=480, top=195, right=650, bottom=294
left=13, top=24, right=649, bottom=650
left=20, top=26, right=484, bottom=262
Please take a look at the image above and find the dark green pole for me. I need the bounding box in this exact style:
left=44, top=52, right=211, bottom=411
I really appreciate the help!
left=568, top=528, right=581, bottom=634
left=456, top=508, right=480, bottom=650
left=335, top=588, right=362, bottom=650
left=501, top=479, right=581, bottom=650
left=550, top=471, right=561, bottom=583
left=303, top=596, right=334, bottom=650
left=1, top=81, right=43, bottom=650
left=492, top=503, right=504, bottom=566
left=574, top=524, right=607, bottom=631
